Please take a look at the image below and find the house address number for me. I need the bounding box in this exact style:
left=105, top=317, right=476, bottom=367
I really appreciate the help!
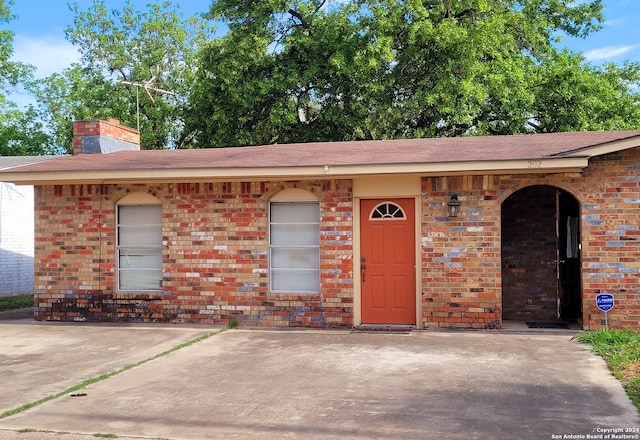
left=527, top=160, right=542, bottom=168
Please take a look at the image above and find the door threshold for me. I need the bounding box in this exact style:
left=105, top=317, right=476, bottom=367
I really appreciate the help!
left=354, top=324, right=415, bottom=333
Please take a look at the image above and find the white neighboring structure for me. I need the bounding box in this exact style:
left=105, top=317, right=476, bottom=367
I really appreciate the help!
left=0, top=157, right=61, bottom=297
left=0, top=182, right=34, bottom=296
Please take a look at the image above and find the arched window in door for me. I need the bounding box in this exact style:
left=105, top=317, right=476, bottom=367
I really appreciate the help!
left=369, top=202, right=406, bottom=220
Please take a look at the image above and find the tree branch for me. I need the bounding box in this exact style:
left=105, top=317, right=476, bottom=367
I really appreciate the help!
left=313, top=0, right=326, bottom=14
left=288, top=8, right=309, bottom=28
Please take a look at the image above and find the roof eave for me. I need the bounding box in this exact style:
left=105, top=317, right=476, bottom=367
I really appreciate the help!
left=556, top=136, right=640, bottom=158
left=0, top=157, right=589, bottom=185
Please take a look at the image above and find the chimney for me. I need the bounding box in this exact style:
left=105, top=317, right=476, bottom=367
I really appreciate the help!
left=72, top=119, right=140, bottom=155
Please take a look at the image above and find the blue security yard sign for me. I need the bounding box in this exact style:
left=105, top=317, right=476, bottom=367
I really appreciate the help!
left=596, top=294, right=614, bottom=330
left=596, top=294, right=615, bottom=312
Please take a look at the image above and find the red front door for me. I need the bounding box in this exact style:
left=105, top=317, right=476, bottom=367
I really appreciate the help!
left=360, top=199, right=416, bottom=325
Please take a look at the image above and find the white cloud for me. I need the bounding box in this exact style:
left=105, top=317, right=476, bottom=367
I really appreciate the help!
left=12, top=35, right=79, bottom=78
left=584, top=44, right=639, bottom=61
left=6, top=35, right=79, bottom=109
left=604, top=16, right=628, bottom=27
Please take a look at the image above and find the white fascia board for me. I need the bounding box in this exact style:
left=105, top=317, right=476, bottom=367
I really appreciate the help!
left=558, top=138, right=640, bottom=158
left=0, top=157, right=589, bottom=185
left=324, top=157, right=588, bottom=176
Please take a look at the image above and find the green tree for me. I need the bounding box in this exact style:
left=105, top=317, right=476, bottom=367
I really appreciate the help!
left=530, top=53, right=640, bottom=132
left=0, top=104, right=57, bottom=156
left=35, top=0, right=213, bottom=152
left=0, top=0, right=32, bottom=96
left=185, top=0, right=639, bottom=147
left=186, top=0, right=388, bottom=146
left=34, top=64, right=128, bottom=152
left=0, top=0, right=55, bottom=156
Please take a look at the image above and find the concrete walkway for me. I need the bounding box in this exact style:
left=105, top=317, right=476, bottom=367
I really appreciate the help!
left=0, top=313, right=637, bottom=440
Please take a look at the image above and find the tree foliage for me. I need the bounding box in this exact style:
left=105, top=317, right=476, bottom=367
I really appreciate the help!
left=0, top=104, right=57, bottom=156
left=35, top=0, right=214, bottom=152
left=531, top=54, right=640, bottom=132
left=0, top=0, right=55, bottom=156
left=184, top=0, right=640, bottom=147
left=0, top=0, right=33, bottom=95
left=34, top=64, right=128, bottom=152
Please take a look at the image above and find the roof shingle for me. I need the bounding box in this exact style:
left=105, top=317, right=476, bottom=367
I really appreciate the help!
left=2, top=130, right=640, bottom=180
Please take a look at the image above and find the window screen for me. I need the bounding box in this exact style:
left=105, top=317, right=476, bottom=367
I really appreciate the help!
left=269, top=201, right=320, bottom=293
left=117, top=204, right=162, bottom=291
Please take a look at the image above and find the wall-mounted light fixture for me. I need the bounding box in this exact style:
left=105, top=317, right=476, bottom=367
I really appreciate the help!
left=447, top=194, right=460, bottom=218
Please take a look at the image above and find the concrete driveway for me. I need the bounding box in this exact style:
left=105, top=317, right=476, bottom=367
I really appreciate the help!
left=0, top=312, right=638, bottom=440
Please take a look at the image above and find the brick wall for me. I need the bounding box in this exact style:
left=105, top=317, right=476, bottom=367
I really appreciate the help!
left=33, top=180, right=353, bottom=326
left=579, top=150, right=640, bottom=330
left=0, top=183, right=34, bottom=296
left=420, top=176, right=502, bottom=329
left=498, top=148, right=640, bottom=330
left=73, top=119, right=140, bottom=155
left=421, top=146, right=639, bottom=330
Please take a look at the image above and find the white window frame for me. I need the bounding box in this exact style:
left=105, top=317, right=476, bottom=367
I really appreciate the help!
left=116, top=193, right=163, bottom=292
left=269, top=192, right=320, bottom=294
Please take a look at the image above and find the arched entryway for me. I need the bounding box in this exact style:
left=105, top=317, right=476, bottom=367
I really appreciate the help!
left=501, top=185, right=582, bottom=324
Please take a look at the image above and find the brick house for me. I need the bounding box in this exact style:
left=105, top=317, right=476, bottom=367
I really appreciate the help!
left=0, top=119, right=639, bottom=330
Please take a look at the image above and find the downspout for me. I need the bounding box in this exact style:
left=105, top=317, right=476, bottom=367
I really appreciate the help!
left=98, top=181, right=105, bottom=303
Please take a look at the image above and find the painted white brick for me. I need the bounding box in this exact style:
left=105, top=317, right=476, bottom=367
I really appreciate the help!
left=0, top=183, right=34, bottom=296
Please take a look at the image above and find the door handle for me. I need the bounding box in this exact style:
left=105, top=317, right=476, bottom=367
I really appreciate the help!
left=361, top=257, right=366, bottom=282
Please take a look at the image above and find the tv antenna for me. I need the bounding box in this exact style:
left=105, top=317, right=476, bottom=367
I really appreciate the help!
left=115, top=76, right=175, bottom=131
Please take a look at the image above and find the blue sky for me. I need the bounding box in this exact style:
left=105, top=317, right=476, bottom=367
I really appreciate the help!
left=5, top=0, right=640, bottom=80
left=6, top=1, right=208, bottom=79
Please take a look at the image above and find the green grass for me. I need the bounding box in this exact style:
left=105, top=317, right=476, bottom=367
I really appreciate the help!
left=578, top=329, right=640, bottom=410
left=0, top=294, right=33, bottom=312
